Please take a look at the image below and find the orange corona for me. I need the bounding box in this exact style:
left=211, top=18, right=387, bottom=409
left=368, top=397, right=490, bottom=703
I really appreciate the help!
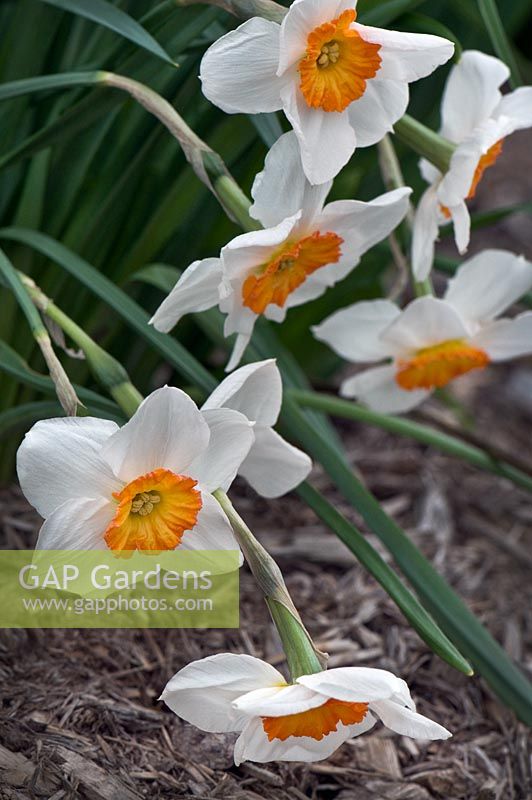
left=396, top=339, right=490, bottom=391
left=262, top=698, right=368, bottom=742
left=242, top=231, right=343, bottom=315
left=441, top=139, right=504, bottom=218
left=298, top=9, right=381, bottom=113
left=104, top=468, right=202, bottom=553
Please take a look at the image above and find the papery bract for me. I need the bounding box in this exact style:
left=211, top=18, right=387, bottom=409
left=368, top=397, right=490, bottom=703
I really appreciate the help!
left=161, top=653, right=450, bottom=764
left=313, top=250, right=532, bottom=413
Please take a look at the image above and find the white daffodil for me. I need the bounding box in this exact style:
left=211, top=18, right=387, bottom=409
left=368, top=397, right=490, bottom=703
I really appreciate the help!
left=412, top=50, right=532, bottom=280
left=203, top=359, right=312, bottom=498
left=199, top=0, right=454, bottom=184
left=17, top=387, right=254, bottom=554
left=161, top=653, right=450, bottom=764
left=151, top=132, right=411, bottom=371
left=313, top=250, right=532, bottom=414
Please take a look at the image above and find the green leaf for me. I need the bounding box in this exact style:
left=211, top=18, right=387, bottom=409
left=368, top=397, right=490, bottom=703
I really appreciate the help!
left=0, top=401, right=64, bottom=439
left=281, top=394, right=532, bottom=725
left=0, top=71, right=105, bottom=102
left=129, top=263, right=181, bottom=293
left=39, top=0, right=176, bottom=66
left=289, top=390, right=532, bottom=494
left=297, top=482, right=472, bottom=675
left=0, top=228, right=217, bottom=394
left=360, top=0, right=425, bottom=26
left=477, top=0, right=522, bottom=88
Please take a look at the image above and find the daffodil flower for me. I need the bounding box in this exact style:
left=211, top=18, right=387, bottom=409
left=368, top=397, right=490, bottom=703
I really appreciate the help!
left=412, top=50, right=532, bottom=280
left=17, top=387, right=254, bottom=554
left=203, top=359, right=312, bottom=497
left=199, top=0, right=454, bottom=184
left=313, top=250, right=532, bottom=414
left=161, top=653, right=450, bottom=764
left=151, top=132, right=411, bottom=371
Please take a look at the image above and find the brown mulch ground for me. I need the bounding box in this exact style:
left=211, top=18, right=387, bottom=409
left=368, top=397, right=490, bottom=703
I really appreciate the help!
left=1, top=361, right=532, bottom=799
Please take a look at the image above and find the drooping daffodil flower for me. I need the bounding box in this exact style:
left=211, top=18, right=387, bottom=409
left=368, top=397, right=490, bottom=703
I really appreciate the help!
left=200, top=0, right=454, bottom=184
left=161, top=653, right=450, bottom=764
left=151, top=132, right=411, bottom=371
left=313, top=250, right=532, bottom=414
left=17, top=387, right=254, bottom=554
left=203, top=359, right=312, bottom=498
left=412, top=50, right=532, bottom=280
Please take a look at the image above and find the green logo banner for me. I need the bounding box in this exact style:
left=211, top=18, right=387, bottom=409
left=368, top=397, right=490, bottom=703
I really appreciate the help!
left=0, top=550, right=239, bottom=628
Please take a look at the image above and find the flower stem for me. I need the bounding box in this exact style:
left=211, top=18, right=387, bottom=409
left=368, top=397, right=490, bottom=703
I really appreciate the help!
left=213, top=489, right=326, bottom=680
left=393, top=114, right=455, bottom=174
left=287, top=390, right=532, bottom=494
left=173, top=0, right=287, bottom=22
left=20, top=274, right=143, bottom=418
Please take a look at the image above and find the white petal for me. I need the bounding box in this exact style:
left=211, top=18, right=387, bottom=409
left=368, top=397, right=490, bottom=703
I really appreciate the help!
left=495, top=87, right=532, bottom=129
left=419, top=157, right=441, bottom=185
left=318, top=187, right=411, bottom=269
left=203, top=360, right=282, bottom=426
left=349, top=78, right=409, bottom=148
left=35, top=497, right=115, bottom=550
left=312, top=300, right=400, bottom=363
left=234, top=714, right=375, bottom=765
left=188, top=408, right=253, bottom=492
left=371, top=699, right=451, bottom=740
left=341, top=365, right=430, bottom=414
left=448, top=201, right=471, bottom=255
left=278, top=0, right=354, bottom=75
left=354, top=24, right=454, bottom=83
left=226, top=332, right=253, bottom=372
left=439, top=117, right=514, bottom=208
left=411, top=185, right=440, bottom=281
left=200, top=18, right=284, bottom=114
left=161, top=653, right=285, bottom=733
left=380, top=296, right=470, bottom=352
left=250, top=131, right=331, bottom=228
left=149, top=259, right=222, bottom=333
left=440, top=50, right=509, bottom=142
left=444, top=250, right=532, bottom=323
left=471, top=313, right=532, bottom=361
left=101, top=387, right=210, bottom=483
left=281, top=81, right=356, bottom=184
left=297, top=666, right=402, bottom=702
left=278, top=276, right=330, bottom=308
left=238, top=427, right=312, bottom=498
left=234, top=684, right=326, bottom=717
left=17, top=417, right=120, bottom=518
left=180, top=491, right=242, bottom=555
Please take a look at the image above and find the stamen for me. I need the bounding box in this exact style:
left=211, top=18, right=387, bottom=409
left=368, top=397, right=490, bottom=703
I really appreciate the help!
left=298, top=10, right=381, bottom=113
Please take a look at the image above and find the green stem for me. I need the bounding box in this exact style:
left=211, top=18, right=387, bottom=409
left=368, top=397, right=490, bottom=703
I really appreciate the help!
left=477, top=0, right=522, bottom=89
left=21, top=275, right=143, bottom=418
left=213, top=489, right=325, bottom=680
left=173, top=0, right=287, bottom=22
left=393, top=115, right=455, bottom=174
left=288, top=390, right=532, bottom=494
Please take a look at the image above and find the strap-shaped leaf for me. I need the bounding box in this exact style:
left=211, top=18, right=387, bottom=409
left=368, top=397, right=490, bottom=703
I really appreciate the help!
left=39, top=0, right=176, bottom=66
left=0, top=228, right=217, bottom=394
